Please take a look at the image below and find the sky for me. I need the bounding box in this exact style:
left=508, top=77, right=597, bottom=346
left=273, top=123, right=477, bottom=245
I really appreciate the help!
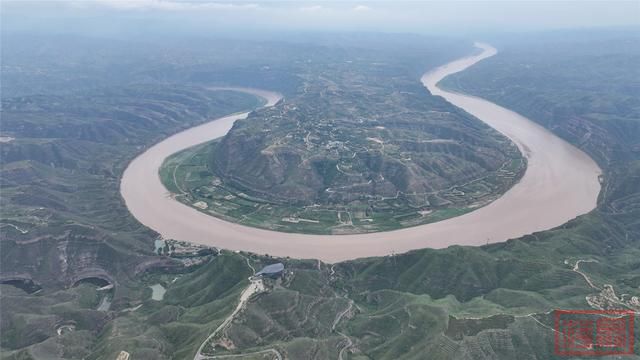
left=2, top=1, right=639, bottom=37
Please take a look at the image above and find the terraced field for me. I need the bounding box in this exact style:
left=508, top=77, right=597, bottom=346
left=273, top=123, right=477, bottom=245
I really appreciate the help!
left=160, top=138, right=523, bottom=234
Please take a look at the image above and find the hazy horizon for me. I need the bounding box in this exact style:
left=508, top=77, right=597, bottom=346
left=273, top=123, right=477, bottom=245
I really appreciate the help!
left=2, top=0, right=638, bottom=39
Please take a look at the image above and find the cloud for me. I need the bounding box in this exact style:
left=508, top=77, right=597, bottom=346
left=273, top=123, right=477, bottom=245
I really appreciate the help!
left=353, top=5, right=371, bottom=12
left=88, top=0, right=260, bottom=11
left=299, top=5, right=324, bottom=12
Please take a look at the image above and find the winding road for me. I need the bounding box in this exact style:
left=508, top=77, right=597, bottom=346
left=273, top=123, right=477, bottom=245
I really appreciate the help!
left=120, top=43, right=601, bottom=263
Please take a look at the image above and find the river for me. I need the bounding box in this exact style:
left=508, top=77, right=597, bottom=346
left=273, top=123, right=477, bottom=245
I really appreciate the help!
left=120, top=43, right=601, bottom=263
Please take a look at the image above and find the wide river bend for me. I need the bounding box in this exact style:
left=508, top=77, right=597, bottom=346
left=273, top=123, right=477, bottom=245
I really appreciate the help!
left=120, top=44, right=601, bottom=263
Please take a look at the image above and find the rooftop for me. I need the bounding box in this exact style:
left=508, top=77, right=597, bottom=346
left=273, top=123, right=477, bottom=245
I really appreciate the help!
left=256, top=263, right=285, bottom=276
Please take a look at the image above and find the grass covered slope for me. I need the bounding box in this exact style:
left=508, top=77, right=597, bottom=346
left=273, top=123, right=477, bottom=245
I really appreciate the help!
left=0, top=86, right=261, bottom=289
left=10, top=214, right=634, bottom=360
left=0, top=86, right=261, bottom=357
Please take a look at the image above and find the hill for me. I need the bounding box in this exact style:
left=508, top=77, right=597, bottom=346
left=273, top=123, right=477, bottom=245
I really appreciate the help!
left=160, top=40, right=524, bottom=234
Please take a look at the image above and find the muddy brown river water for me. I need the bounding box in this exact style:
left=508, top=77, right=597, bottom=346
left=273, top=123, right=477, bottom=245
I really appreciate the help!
left=120, top=44, right=601, bottom=262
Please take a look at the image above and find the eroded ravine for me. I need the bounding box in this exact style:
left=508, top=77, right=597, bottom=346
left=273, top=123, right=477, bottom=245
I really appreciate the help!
left=120, top=43, right=601, bottom=262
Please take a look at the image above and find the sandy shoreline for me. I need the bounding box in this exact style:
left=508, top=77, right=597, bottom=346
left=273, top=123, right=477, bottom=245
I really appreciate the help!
left=120, top=43, right=601, bottom=263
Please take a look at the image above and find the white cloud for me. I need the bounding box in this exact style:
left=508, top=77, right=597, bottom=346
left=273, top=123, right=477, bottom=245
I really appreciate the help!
left=88, top=0, right=260, bottom=11
left=299, top=5, right=324, bottom=12
left=353, top=5, right=371, bottom=12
